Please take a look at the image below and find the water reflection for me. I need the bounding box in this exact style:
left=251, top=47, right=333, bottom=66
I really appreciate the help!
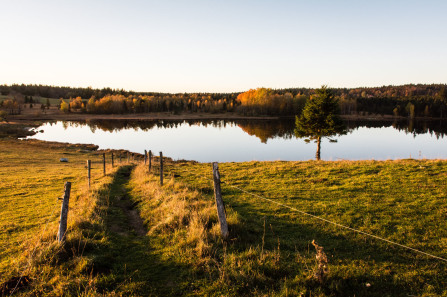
left=82, top=119, right=233, bottom=133
left=344, top=119, right=447, bottom=139
left=68, top=118, right=447, bottom=142
left=33, top=118, right=447, bottom=162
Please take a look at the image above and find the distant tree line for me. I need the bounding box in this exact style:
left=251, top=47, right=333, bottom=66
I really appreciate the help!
left=337, top=85, right=447, bottom=118
left=237, top=84, right=447, bottom=118
left=0, top=84, right=135, bottom=99
left=63, top=94, right=239, bottom=114
left=1, top=83, right=446, bottom=118
left=0, top=84, right=240, bottom=115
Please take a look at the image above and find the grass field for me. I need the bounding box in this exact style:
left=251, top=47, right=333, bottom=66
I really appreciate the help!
left=1, top=138, right=447, bottom=296
left=0, top=139, right=123, bottom=294
left=0, top=95, right=60, bottom=106
left=143, top=159, right=447, bottom=296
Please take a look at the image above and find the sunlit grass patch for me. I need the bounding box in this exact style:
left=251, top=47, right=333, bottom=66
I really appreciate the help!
left=2, top=138, right=447, bottom=296
left=0, top=139, right=120, bottom=295
left=166, top=158, right=447, bottom=296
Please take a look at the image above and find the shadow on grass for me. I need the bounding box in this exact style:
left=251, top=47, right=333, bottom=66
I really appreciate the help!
left=79, top=165, right=192, bottom=296
left=218, top=186, right=447, bottom=296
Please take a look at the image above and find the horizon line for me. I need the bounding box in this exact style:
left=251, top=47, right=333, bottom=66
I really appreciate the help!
left=1, top=82, right=447, bottom=95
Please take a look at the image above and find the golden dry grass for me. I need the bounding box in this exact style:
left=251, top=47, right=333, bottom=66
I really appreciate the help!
left=0, top=139, right=119, bottom=286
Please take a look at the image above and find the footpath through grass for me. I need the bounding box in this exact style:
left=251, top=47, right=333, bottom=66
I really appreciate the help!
left=2, top=137, right=447, bottom=296
left=84, top=165, right=190, bottom=295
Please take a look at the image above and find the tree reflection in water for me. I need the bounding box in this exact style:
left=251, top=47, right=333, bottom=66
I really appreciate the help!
left=57, top=118, right=447, bottom=143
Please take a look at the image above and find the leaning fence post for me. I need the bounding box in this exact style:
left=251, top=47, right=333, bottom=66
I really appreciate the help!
left=213, top=162, right=229, bottom=238
left=144, top=150, right=147, bottom=165
left=119, top=154, right=122, bottom=164
left=160, top=151, right=163, bottom=186
left=149, top=150, right=152, bottom=172
left=57, top=182, right=71, bottom=242
left=102, top=153, right=106, bottom=176
left=111, top=152, right=114, bottom=167
left=87, top=160, right=91, bottom=188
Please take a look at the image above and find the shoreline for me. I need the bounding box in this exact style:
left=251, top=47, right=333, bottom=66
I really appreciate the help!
left=5, top=107, right=444, bottom=124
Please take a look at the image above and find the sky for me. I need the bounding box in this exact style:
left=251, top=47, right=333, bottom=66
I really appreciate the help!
left=1, top=0, right=446, bottom=93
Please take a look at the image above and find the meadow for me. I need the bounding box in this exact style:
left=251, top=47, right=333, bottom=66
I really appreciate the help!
left=1, top=137, right=447, bottom=296
left=156, top=159, right=447, bottom=296
left=0, top=139, right=121, bottom=295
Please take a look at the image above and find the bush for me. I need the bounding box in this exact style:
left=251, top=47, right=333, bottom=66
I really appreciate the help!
left=0, top=110, right=7, bottom=121
left=60, top=101, right=70, bottom=113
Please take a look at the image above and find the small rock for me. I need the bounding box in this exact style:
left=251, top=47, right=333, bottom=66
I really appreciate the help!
left=60, top=158, right=68, bottom=162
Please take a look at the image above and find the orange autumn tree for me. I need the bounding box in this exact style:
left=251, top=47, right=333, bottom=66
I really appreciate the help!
left=237, top=88, right=306, bottom=116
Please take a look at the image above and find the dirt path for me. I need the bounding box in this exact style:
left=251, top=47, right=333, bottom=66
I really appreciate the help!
left=95, top=165, right=186, bottom=296
left=108, top=167, right=146, bottom=237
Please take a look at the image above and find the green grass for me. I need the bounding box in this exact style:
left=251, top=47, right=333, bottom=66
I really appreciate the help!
left=1, top=138, right=447, bottom=296
left=0, top=139, right=123, bottom=294
left=0, top=95, right=60, bottom=105
left=160, top=159, right=447, bottom=296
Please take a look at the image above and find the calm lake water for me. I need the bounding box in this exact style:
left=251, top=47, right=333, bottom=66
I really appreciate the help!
left=27, top=119, right=447, bottom=162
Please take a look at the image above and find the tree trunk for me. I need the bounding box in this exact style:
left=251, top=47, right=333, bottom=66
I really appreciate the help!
left=316, top=136, right=321, bottom=161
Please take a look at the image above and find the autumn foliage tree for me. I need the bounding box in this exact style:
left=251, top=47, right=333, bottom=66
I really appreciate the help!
left=2, top=99, right=20, bottom=115
left=236, top=88, right=307, bottom=116
left=60, top=101, right=70, bottom=113
left=295, top=86, right=346, bottom=160
left=2, top=83, right=446, bottom=117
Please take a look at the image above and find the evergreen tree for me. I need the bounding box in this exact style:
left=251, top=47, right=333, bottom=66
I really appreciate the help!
left=438, top=86, right=447, bottom=119
left=295, top=86, right=346, bottom=160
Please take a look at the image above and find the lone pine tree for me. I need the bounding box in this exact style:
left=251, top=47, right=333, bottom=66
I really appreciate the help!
left=295, top=86, right=346, bottom=160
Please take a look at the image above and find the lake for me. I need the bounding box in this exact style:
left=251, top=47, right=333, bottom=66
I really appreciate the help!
left=27, top=118, right=447, bottom=162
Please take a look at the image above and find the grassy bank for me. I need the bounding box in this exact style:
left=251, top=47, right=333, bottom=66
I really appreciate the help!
left=0, top=139, right=123, bottom=295
left=1, top=138, right=447, bottom=296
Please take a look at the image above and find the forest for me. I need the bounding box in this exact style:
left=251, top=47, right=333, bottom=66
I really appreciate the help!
left=1, top=83, right=446, bottom=118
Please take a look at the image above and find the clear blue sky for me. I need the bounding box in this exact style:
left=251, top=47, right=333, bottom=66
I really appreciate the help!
left=1, top=0, right=446, bottom=93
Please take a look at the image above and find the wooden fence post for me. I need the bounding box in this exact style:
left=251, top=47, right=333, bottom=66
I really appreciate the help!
left=102, top=153, right=106, bottom=176
left=57, top=182, right=71, bottom=242
left=111, top=153, right=114, bottom=167
left=119, top=154, right=122, bottom=164
left=160, top=151, right=163, bottom=186
left=127, top=152, right=130, bottom=164
left=213, top=162, right=229, bottom=238
left=149, top=150, right=152, bottom=172
left=144, top=150, right=147, bottom=165
left=87, top=160, right=91, bottom=188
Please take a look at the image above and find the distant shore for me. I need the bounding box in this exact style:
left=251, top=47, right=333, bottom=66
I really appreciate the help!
left=6, top=106, right=437, bottom=125
left=7, top=106, right=278, bottom=124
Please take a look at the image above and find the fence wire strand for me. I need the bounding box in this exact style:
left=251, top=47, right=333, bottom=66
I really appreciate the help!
left=177, top=164, right=447, bottom=263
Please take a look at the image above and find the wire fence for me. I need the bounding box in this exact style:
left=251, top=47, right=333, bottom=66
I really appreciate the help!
left=6, top=152, right=126, bottom=295
left=173, top=162, right=447, bottom=263
left=6, top=152, right=447, bottom=295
